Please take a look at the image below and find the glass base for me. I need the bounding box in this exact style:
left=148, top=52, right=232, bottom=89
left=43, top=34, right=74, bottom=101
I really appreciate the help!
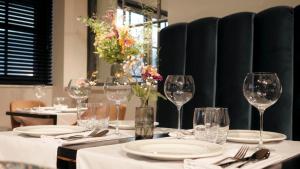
left=256, top=143, right=265, bottom=150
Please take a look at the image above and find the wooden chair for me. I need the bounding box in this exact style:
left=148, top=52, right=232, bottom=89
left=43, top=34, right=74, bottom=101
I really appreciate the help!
left=10, top=100, right=54, bottom=129
left=109, top=104, right=126, bottom=121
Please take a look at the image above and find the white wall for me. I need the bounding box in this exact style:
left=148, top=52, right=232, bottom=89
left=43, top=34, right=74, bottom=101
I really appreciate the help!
left=165, top=0, right=300, bottom=24
left=53, top=0, right=88, bottom=98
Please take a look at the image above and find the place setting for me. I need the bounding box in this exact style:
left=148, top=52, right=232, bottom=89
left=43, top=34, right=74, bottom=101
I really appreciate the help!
left=116, top=72, right=287, bottom=169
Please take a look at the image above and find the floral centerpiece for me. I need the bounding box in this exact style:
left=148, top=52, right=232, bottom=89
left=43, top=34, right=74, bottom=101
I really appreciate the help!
left=79, top=10, right=139, bottom=64
left=80, top=6, right=166, bottom=139
left=79, top=9, right=166, bottom=107
left=132, top=65, right=165, bottom=107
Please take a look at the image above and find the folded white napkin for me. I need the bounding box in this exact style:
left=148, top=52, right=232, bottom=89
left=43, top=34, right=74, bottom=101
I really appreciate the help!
left=41, top=130, right=131, bottom=146
left=168, top=130, right=195, bottom=139
left=183, top=152, right=283, bottom=169
left=15, top=108, right=61, bottom=114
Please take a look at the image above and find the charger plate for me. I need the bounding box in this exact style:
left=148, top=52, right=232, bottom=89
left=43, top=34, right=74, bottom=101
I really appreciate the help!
left=13, top=125, right=86, bottom=137
left=227, top=130, right=287, bottom=143
left=122, top=139, right=223, bottom=160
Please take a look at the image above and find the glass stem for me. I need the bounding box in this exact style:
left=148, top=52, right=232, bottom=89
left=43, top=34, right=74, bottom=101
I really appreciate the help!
left=38, top=99, right=41, bottom=111
left=258, top=108, right=265, bottom=149
left=177, top=106, right=182, bottom=130
left=76, top=100, right=81, bottom=122
left=115, top=103, right=120, bottom=135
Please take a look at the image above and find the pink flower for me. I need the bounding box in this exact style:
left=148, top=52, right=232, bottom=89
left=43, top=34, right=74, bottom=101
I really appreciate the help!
left=141, top=65, right=163, bottom=81
left=102, top=10, right=115, bottom=23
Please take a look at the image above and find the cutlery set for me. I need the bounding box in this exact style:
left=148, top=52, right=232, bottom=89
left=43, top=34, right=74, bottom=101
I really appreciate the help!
left=216, top=146, right=270, bottom=168
left=54, top=129, right=109, bottom=141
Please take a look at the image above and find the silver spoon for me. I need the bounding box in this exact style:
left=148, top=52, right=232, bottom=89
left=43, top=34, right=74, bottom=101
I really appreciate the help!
left=237, top=149, right=270, bottom=168
left=219, top=148, right=270, bottom=168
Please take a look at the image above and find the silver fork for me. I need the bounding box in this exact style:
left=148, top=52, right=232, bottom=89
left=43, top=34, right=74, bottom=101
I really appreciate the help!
left=62, top=129, right=109, bottom=141
left=55, top=128, right=100, bottom=140
left=214, top=145, right=249, bottom=165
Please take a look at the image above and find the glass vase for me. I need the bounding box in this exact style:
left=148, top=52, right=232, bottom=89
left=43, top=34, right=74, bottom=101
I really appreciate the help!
left=110, top=62, right=124, bottom=77
left=135, top=107, right=154, bottom=140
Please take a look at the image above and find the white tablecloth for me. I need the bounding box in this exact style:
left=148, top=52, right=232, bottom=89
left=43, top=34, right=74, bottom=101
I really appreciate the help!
left=0, top=129, right=135, bottom=168
left=0, top=128, right=172, bottom=168
left=0, top=131, right=59, bottom=169
left=1, top=128, right=300, bottom=169
left=77, top=139, right=300, bottom=169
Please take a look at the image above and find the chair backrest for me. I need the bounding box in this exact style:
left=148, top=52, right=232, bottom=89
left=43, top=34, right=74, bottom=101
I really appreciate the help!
left=9, top=100, right=50, bottom=128
left=10, top=100, right=45, bottom=112
left=157, top=5, right=300, bottom=140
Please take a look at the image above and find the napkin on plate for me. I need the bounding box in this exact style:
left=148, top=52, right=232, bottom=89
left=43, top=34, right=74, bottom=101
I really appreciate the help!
left=183, top=152, right=283, bottom=169
left=41, top=130, right=130, bottom=146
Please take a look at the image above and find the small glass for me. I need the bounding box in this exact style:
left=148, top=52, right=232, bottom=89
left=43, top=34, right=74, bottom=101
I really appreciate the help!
left=193, top=107, right=229, bottom=144
left=193, top=108, right=206, bottom=141
left=53, top=97, right=68, bottom=110
left=215, top=108, right=230, bottom=144
left=34, top=85, right=46, bottom=110
left=77, top=103, right=109, bottom=130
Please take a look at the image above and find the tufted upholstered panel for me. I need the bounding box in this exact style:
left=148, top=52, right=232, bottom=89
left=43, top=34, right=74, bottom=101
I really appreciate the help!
left=157, top=5, right=300, bottom=140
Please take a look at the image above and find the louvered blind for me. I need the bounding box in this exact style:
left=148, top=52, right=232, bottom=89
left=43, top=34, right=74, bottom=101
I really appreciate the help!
left=0, top=0, right=52, bottom=85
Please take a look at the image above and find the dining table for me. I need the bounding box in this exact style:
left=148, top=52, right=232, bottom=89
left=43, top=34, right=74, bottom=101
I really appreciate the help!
left=6, top=107, right=77, bottom=125
left=0, top=126, right=300, bottom=169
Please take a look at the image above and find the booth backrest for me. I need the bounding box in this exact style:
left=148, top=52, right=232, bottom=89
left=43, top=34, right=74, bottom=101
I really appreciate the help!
left=157, top=5, right=300, bottom=140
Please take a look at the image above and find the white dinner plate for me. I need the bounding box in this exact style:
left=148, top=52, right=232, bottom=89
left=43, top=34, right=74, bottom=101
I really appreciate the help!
left=227, top=130, right=287, bottom=143
left=109, top=120, right=159, bottom=130
left=122, top=139, right=223, bottom=160
left=13, top=125, right=87, bottom=137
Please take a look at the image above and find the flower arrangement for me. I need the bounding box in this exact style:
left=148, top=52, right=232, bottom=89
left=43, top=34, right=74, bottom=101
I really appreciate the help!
left=79, top=10, right=140, bottom=64
left=80, top=8, right=166, bottom=107
left=132, top=65, right=165, bottom=107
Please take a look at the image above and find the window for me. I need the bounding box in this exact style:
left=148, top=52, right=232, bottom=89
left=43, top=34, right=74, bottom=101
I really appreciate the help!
left=0, top=0, right=52, bottom=85
left=116, top=0, right=168, bottom=70
left=87, top=0, right=167, bottom=81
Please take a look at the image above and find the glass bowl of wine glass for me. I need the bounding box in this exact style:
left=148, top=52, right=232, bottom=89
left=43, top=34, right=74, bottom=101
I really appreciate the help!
left=243, top=72, right=282, bottom=149
left=164, top=75, right=195, bottom=130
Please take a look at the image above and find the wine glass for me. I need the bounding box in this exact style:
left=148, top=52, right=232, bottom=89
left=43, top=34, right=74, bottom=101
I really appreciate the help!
left=34, top=85, right=46, bottom=111
left=67, top=78, right=91, bottom=123
left=164, top=75, right=195, bottom=130
left=104, top=76, right=131, bottom=135
left=243, top=72, right=282, bottom=149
